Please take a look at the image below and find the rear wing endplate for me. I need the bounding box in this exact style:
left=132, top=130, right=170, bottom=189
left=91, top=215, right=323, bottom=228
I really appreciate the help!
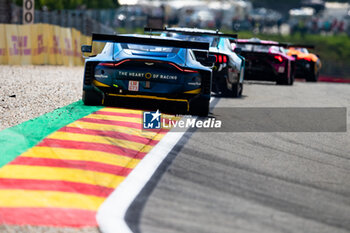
left=92, top=33, right=210, bottom=51
left=145, top=27, right=238, bottom=39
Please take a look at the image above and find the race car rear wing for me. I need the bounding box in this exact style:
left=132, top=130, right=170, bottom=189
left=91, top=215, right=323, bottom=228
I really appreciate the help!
left=144, top=27, right=238, bottom=39
left=287, top=44, right=315, bottom=49
left=232, top=40, right=290, bottom=48
left=232, top=40, right=315, bottom=49
left=91, top=33, right=210, bottom=50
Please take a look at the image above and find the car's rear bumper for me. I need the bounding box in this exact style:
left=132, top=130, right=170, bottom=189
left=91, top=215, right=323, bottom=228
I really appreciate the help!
left=244, top=60, right=291, bottom=81
left=244, top=65, right=278, bottom=81
left=84, top=82, right=209, bottom=111
left=107, top=93, right=191, bottom=111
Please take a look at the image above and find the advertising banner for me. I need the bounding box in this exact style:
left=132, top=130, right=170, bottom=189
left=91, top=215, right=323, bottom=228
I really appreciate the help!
left=0, top=24, right=8, bottom=64
left=60, top=27, right=74, bottom=66
left=1, top=23, right=95, bottom=66
left=31, top=24, right=46, bottom=65
left=5, top=24, right=20, bottom=65
left=72, top=28, right=83, bottom=66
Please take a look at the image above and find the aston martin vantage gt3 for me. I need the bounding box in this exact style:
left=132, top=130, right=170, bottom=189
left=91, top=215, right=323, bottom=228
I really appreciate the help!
left=81, top=34, right=212, bottom=116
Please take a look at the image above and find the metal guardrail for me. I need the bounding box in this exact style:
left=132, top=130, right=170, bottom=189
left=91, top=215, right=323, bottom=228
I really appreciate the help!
left=8, top=4, right=115, bottom=35
left=0, top=0, right=11, bottom=24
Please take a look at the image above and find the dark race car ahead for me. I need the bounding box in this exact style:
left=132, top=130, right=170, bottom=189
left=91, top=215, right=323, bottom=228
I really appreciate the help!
left=145, top=27, right=245, bottom=98
left=232, top=39, right=295, bottom=85
left=286, top=45, right=322, bottom=82
left=81, top=34, right=212, bottom=116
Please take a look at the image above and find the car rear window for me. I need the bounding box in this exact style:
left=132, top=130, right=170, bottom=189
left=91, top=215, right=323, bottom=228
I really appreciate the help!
left=168, top=34, right=217, bottom=47
left=237, top=44, right=284, bottom=54
left=121, top=43, right=179, bottom=53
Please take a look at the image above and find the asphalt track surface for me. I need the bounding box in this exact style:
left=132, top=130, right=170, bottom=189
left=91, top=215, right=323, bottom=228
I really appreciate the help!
left=128, top=82, right=350, bottom=233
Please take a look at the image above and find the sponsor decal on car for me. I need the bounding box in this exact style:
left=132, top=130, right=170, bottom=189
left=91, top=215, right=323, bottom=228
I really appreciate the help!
left=145, top=73, right=152, bottom=79
left=128, top=81, right=139, bottom=91
left=158, top=74, right=178, bottom=80
left=118, top=71, right=178, bottom=80
left=188, top=82, right=201, bottom=86
left=94, top=74, right=109, bottom=79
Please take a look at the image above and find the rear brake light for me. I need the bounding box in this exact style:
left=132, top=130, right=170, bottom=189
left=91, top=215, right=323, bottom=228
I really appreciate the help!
left=99, top=59, right=131, bottom=67
left=274, top=55, right=283, bottom=63
left=214, top=54, right=228, bottom=64
left=99, top=63, right=114, bottom=67
left=169, top=63, right=198, bottom=73
left=183, top=69, right=198, bottom=73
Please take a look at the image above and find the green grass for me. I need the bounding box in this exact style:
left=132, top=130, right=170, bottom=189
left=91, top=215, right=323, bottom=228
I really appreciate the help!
left=0, top=101, right=102, bottom=168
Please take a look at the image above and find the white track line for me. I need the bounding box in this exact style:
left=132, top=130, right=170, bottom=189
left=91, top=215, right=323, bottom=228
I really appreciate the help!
left=97, top=98, right=214, bottom=233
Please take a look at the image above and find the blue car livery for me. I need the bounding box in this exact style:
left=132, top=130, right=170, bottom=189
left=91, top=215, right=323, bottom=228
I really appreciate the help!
left=81, top=34, right=213, bottom=116
left=145, top=27, right=245, bottom=98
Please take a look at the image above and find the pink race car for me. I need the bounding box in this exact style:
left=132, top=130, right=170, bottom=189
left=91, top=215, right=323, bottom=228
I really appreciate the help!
left=232, top=38, right=295, bottom=85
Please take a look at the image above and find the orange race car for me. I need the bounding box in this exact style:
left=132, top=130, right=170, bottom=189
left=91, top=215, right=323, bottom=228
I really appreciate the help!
left=287, top=45, right=322, bottom=82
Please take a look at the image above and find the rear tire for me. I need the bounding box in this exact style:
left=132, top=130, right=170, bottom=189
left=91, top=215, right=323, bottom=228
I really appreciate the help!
left=306, top=62, right=318, bottom=82
left=189, top=98, right=210, bottom=117
left=82, top=90, right=103, bottom=106
left=276, top=77, right=287, bottom=85
left=231, top=83, right=243, bottom=97
left=289, top=72, right=295, bottom=85
left=223, top=82, right=243, bottom=98
left=306, top=72, right=319, bottom=82
left=231, top=72, right=243, bottom=98
left=276, top=73, right=294, bottom=86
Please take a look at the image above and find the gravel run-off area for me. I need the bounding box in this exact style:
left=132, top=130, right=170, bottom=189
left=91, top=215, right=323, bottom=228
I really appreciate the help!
left=0, top=65, right=101, bottom=233
left=0, top=65, right=84, bottom=131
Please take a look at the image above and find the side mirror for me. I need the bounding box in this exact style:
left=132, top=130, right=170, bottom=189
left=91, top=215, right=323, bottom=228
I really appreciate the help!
left=234, top=47, right=242, bottom=55
left=316, top=54, right=321, bottom=59
left=81, top=45, right=92, bottom=53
